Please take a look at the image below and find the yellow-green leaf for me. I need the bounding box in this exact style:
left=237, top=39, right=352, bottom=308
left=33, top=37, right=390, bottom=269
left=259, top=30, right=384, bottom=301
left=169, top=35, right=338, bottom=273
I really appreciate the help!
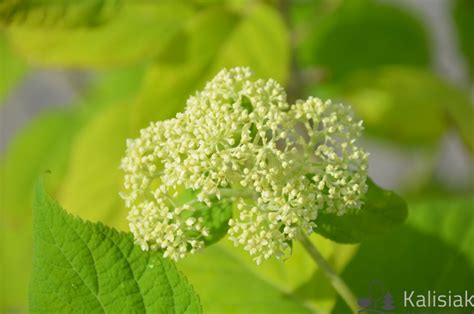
left=0, top=33, right=26, bottom=102
left=58, top=102, right=131, bottom=230
left=7, top=3, right=193, bottom=67
left=0, top=0, right=121, bottom=27
left=179, top=234, right=357, bottom=314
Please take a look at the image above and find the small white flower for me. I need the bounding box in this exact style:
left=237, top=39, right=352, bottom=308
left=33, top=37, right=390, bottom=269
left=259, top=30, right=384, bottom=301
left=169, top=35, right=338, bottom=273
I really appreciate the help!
left=120, top=67, right=368, bottom=263
left=186, top=217, right=196, bottom=226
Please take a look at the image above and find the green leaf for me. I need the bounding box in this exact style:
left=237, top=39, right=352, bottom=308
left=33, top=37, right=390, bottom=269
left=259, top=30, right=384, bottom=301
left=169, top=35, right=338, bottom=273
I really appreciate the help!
left=210, top=3, right=289, bottom=84
left=0, top=110, right=77, bottom=221
left=298, top=0, right=430, bottom=81
left=58, top=102, right=131, bottom=230
left=408, top=197, right=474, bottom=264
left=30, top=180, right=202, bottom=313
left=132, top=3, right=289, bottom=129
left=181, top=248, right=311, bottom=314
left=6, top=3, right=193, bottom=67
left=178, top=233, right=359, bottom=314
left=326, top=66, right=474, bottom=149
left=453, top=0, right=474, bottom=80
left=314, top=178, right=408, bottom=243
left=218, top=236, right=359, bottom=313
left=0, top=0, right=121, bottom=27
left=198, top=201, right=233, bottom=246
left=332, top=197, right=474, bottom=313
left=87, top=65, right=147, bottom=107
left=0, top=33, right=27, bottom=103
left=0, top=217, right=32, bottom=312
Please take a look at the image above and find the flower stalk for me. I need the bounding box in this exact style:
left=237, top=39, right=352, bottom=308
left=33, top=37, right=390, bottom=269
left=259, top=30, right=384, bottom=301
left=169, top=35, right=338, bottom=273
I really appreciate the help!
left=299, top=234, right=358, bottom=313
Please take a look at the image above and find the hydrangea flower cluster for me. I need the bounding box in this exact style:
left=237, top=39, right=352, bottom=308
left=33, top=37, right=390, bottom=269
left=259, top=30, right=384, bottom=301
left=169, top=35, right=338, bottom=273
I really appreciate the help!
left=121, top=67, right=368, bottom=264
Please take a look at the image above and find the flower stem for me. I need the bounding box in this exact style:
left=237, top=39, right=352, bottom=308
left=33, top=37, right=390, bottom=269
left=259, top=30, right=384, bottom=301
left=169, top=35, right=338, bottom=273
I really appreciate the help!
left=299, top=234, right=358, bottom=313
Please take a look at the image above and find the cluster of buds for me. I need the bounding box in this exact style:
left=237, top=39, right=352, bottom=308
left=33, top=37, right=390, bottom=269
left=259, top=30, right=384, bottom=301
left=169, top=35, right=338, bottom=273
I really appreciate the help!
left=120, top=67, right=368, bottom=264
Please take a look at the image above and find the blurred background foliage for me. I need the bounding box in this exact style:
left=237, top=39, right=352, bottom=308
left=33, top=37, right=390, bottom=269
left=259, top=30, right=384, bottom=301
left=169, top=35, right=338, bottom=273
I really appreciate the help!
left=0, top=0, right=473, bottom=313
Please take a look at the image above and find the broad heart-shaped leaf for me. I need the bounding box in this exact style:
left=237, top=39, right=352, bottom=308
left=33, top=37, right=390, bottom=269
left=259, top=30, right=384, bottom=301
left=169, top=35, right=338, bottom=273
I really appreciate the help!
left=31, top=180, right=201, bottom=313
left=332, top=197, right=474, bottom=313
left=317, top=66, right=474, bottom=149
left=6, top=2, right=193, bottom=68
left=313, top=178, right=408, bottom=243
left=297, top=0, right=430, bottom=81
left=453, top=0, right=474, bottom=80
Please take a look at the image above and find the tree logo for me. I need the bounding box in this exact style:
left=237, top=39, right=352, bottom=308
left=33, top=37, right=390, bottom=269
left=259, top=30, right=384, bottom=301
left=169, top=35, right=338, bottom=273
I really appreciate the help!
left=358, top=280, right=395, bottom=313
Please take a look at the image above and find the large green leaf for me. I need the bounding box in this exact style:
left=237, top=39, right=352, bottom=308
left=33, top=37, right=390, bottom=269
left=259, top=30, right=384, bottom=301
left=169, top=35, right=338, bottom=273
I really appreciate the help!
left=326, top=67, right=474, bottom=149
left=179, top=234, right=357, bottom=314
left=453, top=0, right=474, bottom=80
left=332, top=197, right=474, bottom=313
left=298, top=0, right=430, bottom=81
left=178, top=245, right=311, bottom=314
left=30, top=180, right=201, bottom=313
left=6, top=2, right=193, bottom=67
left=314, top=178, right=407, bottom=243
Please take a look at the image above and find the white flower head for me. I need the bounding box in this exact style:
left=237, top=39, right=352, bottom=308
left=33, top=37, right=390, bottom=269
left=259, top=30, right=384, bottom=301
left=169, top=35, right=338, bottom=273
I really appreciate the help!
left=121, top=67, right=368, bottom=263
